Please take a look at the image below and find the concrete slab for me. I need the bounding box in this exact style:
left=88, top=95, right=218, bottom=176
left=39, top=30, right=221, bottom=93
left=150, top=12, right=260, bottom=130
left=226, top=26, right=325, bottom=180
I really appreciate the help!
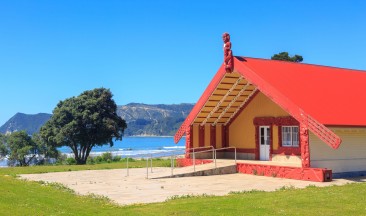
left=19, top=167, right=366, bottom=205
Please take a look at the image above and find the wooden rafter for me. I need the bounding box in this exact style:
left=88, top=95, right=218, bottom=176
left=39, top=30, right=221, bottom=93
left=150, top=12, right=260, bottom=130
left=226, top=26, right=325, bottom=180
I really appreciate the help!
left=224, top=88, right=258, bottom=126
left=200, top=77, right=244, bottom=126
left=191, top=72, right=237, bottom=124
left=213, top=82, right=252, bottom=126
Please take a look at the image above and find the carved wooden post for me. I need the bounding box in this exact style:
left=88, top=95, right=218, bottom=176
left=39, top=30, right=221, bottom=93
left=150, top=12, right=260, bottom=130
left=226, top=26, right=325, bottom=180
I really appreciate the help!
left=199, top=125, right=205, bottom=147
left=185, top=126, right=191, bottom=158
left=254, top=125, right=259, bottom=160
left=300, top=123, right=310, bottom=168
left=210, top=125, right=216, bottom=148
left=223, top=32, right=234, bottom=73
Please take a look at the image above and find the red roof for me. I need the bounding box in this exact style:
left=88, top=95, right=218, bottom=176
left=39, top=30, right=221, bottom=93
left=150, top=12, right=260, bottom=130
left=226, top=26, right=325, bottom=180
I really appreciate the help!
left=175, top=57, right=366, bottom=148
left=239, top=57, right=366, bottom=126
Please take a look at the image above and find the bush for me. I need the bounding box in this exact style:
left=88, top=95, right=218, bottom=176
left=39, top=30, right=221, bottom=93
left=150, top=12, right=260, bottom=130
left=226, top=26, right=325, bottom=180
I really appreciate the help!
left=101, top=152, right=113, bottom=162
left=86, top=157, right=95, bottom=165
left=94, top=156, right=103, bottom=164
left=66, top=157, right=76, bottom=165
left=56, top=154, right=67, bottom=165
left=112, top=155, right=122, bottom=162
left=120, top=157, right=135, bottom=162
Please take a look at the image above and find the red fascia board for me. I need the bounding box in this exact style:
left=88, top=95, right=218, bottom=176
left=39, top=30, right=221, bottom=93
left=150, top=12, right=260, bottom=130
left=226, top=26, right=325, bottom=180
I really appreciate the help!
left=324, top=125, right=366, bottom=128
left=234, top=57, right=341, bottom=149
left=240, top=57, right=366, bottom=126
left=174, top=64, right=227, bottom=143
left=234, top=58, right=304, bottom=122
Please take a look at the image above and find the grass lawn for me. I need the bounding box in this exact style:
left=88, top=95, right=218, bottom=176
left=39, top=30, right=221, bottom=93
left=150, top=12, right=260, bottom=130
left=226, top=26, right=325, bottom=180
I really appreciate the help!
left=0, top=161, right=365, bottom=215
left=0, top=158, right=172, bottom=177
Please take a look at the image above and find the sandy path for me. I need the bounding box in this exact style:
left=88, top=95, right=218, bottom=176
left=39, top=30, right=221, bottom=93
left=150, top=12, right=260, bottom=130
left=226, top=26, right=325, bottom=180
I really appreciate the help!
left=20, top=168, right=366, bottom=205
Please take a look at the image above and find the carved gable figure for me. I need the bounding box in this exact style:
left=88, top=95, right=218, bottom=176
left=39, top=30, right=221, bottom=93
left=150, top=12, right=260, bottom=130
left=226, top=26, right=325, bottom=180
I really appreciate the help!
left=223, top=32, right=233, bottom=72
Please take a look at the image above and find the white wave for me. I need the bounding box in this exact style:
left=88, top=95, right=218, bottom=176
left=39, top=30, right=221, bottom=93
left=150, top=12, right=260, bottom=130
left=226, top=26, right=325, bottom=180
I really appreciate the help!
left=87, top=149, right=184, bottom=157
left=163, top=146, right=185, bottom=149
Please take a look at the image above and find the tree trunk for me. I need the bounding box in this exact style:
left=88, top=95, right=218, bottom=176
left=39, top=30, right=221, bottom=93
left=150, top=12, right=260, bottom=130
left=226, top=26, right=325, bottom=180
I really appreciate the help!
left=76, top=144, right=89, bottom=165
left=76, top=158, right=87, bottom=165
left=70, top=144, right=78, bottom=160
left=69, top=143, right=93, bottom=165
left=25, top=155, right=36, bottom=166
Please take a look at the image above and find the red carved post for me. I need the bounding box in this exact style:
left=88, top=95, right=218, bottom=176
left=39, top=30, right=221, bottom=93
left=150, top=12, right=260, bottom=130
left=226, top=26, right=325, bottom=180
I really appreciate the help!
left=255, top=125, right=259, bottom=160
left=223, top=32, right=234, bottom=73
left=185, top=126, right=191, bottom=158
left=210, top=125, right=216, bottom=148
left=199, top=125, right=205, bottom=147
left=300, top=123, right=310, bottom=168
left=221, top=125, right=226, bottom=148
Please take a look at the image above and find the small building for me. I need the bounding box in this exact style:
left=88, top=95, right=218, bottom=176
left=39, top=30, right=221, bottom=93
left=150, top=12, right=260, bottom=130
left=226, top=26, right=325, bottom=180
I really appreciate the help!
left=174, top=43, right=366, bottom=182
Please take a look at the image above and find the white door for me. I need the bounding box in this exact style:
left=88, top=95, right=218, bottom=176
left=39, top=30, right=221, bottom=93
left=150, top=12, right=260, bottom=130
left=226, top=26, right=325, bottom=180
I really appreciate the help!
left=259, top=126, right=270, bottom=161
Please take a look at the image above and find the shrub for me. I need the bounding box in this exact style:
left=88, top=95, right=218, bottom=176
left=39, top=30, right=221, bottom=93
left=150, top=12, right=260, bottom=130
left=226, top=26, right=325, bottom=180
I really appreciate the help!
left=101, top=152, right=113, bottom=162
left=86, top=157, right=95, bottom=165
left=56, top=154, right=67, bottom=165
left=94, top=156, right=103, bottom=164
left=112, top=155, right=122, bottom=162
left=66, top=157, right=76, bottom=165
left=120, top=157, right=135, bottom=162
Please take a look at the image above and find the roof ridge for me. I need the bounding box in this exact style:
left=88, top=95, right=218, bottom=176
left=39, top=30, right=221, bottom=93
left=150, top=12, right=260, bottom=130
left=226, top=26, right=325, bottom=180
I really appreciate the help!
left=237, top=56, right=366, bottom=74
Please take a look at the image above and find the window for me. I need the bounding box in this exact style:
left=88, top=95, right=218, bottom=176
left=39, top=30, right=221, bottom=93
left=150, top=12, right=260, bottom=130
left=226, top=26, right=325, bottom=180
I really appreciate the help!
left=281, top=126, right=299, bottom=147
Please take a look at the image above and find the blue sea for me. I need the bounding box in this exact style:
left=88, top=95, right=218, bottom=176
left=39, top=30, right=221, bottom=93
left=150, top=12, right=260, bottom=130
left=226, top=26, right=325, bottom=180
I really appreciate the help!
left=0, top=137, right=186, bottom=167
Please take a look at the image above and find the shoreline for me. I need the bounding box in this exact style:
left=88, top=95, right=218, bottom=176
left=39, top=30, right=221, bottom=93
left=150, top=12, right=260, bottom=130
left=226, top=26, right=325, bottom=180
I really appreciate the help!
left=125, top=135, right=174, bottom=138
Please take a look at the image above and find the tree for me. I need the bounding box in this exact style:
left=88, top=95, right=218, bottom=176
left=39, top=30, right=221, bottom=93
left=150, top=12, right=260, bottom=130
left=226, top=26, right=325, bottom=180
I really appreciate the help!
left=32, top=132, right=60, bottom=164
left=40, top=88, right=127, bottom=164
left=271, top=52, right=303, bottom=62
left=7, top=131, right=38, bottom=166
left=0, top=134, right=9, bottom=159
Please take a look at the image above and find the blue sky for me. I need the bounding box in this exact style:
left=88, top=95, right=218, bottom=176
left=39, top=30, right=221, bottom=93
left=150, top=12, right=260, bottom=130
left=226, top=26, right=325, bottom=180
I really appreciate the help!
left=0, top=0, right=365, bottom=126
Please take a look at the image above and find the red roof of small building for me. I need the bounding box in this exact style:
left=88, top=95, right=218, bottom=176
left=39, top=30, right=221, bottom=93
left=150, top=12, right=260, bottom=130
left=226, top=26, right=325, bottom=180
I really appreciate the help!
left=175, top=56, right=366, bottom=148
left=239, top=57, right=366, bottom=126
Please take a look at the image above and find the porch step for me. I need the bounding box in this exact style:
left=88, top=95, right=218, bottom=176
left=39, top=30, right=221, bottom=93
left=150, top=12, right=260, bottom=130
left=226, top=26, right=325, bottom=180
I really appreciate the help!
left=149, top=160, right=237, bottom=179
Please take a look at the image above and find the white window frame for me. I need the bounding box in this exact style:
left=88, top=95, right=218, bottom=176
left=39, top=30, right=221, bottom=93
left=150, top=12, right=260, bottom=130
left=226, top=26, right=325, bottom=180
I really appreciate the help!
left=281, top=126, right=299, bottom=147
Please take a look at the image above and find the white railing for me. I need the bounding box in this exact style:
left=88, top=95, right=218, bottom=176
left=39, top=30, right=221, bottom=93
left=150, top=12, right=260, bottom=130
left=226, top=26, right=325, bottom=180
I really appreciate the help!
left=125, top=149, right=184, bottom=178
left=186, top=146, right=237, bottom=172
left=214, top=147, right=237, bottom=164
left=125, top=146, right=237, bottom=179
left=188, top=146, right=214, bottom=172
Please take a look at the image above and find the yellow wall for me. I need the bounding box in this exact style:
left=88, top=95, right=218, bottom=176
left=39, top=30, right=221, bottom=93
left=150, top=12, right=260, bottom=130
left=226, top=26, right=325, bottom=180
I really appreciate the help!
left=216, top=125, right=223, bottom=148
left=229, top=92, right=288, bottom=149
left=310, top=128, right=366, bottom=173
left=191, top=124, right=213, bottom=148
left=192, top=124, right=199, bottom=148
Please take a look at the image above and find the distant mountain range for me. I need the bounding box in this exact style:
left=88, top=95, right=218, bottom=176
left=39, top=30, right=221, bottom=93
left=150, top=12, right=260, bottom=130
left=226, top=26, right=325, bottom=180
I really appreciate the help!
left=118, top=103, right=193, bottom=136
left=0, top=103, right=194, bottom=136
left=0, top=113, right=52, bottom=135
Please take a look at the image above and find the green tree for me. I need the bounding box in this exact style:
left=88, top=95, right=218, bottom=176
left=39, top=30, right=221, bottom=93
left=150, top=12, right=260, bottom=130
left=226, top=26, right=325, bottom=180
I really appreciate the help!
left=32, top=133, right=60, bottom=164
left=7, top=131, right=38, bottom=166
left=0, top=133, right=9, bottom=159
left=40, top=88, right=127, bottom=164
left=271, top=52, right=303, bottom=62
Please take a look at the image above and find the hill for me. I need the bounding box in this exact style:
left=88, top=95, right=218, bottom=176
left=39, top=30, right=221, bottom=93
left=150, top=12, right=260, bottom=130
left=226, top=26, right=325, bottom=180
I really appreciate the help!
left=0, top=113, right=52, bottom=135
left=117, top=103, right=193, bottom=136
left=0, top=103, right=194, bottom=136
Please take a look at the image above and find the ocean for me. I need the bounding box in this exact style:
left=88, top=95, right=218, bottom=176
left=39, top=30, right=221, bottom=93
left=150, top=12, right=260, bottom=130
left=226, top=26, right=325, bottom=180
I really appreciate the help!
left=0, top=137, right=186, bottom=167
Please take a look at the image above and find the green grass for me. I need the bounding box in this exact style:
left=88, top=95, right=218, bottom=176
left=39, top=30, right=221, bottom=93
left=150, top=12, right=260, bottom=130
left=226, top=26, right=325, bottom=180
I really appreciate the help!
left=123, top=184, right=366, bottom=215
left=0, top=161, right=365, bottom=215
left=0, top=158, right=174, bottom=177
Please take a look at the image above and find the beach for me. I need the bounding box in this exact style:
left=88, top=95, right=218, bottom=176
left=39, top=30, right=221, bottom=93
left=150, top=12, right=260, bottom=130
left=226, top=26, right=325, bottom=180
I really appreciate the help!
left=0, top=137, right=186, bottom=167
